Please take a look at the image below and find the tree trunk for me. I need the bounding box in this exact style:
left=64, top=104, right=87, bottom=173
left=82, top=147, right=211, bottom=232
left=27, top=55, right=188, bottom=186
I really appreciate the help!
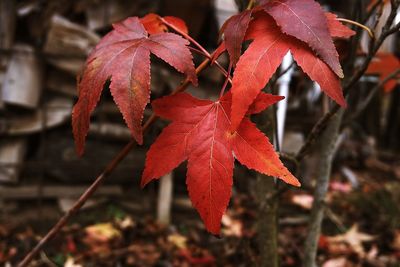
left=257, top=176, right=279, bottom=267
left=303, top=109, right=344, bottom=267
left=256, top=108, right=279, bottom=267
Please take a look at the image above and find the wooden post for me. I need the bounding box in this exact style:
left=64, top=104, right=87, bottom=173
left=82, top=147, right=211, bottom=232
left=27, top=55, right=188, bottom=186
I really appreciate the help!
left=157, top=172, right=173, bottom=225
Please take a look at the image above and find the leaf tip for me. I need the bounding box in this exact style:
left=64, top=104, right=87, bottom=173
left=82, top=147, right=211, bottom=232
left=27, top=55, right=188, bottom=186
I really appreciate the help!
left=282, top=174, right=301, bottom=187
left=75, top=145, right=85, bottom=157
left=140, top=175, right=150, bottom=189
left=293, top=179, right=302, bottom=187
left=212, top=233, right=222, bottom=239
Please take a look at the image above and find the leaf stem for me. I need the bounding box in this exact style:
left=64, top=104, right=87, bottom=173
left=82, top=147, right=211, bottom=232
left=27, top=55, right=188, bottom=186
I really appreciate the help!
left=246, top=0, right=256, bottom=10
left=220, top=63, right=233, bottom=98
left=337, top=18, right=375, bottom=39
left=161, top=18, right=232, bottom=83
left=188, top=46, right=210, bottom=58
left=346, top=68, right=400, bottom=122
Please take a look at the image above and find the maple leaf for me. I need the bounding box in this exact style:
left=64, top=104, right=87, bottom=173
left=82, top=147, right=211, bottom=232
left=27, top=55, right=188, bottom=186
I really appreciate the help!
left=141, top=92, right=300, bottom=234
left=229, top=12, right=347, bottom=130
left=140, top=13, right=189, bottom=34
left=325, top=13, right=356, bottom=39
left=259, top=0, right=343, bottom=78
left=366, top=53, right=400, bottom=93
left=327, top=224, right=375, bottom=257
left=72, top=16, right=197, bottom=155
left=216, top=9, right=354, bottom=63
left=220, top=10, right=252, bottom=65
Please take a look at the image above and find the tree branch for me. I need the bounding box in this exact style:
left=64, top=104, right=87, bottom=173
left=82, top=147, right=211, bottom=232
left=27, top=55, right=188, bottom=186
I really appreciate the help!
left=346, top=69, right=400, bottom=122
left=295, top=2, right=400, bottom=162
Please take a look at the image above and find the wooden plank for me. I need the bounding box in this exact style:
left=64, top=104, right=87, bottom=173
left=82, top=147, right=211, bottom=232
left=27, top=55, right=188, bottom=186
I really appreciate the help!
left=2, top=44, right=43, bottom=109
left=0, top=138, right=27, bottom=183
left=0, top=0, right=16, bottom=109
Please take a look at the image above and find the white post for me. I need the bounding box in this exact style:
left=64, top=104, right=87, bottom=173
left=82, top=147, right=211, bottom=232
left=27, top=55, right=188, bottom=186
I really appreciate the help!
left=276, top=52, right=294, bottom=147
left=157, top=172, right=173, bottom=225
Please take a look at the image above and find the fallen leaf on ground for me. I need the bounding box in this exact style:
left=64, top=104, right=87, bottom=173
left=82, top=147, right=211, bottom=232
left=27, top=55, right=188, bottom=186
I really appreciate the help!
left=221, top=214, right=243, bottom=237
left=291, top=194, right=314, bottom=209
left=392, top=230, right=400, bottom=251
left=64, top=257, right=83, bottom=267
left=330, top=181, right=353, bottom=193
left=327, top=224, right=375, bottom=257
left=168, top=233, right=188, bottom=249
left=323, top=257, right=352, bottom=267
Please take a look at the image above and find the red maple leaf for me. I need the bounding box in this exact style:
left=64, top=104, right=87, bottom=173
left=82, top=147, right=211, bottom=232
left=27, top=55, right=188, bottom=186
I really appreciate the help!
left=214, top=10, right=355, bottom=62
left=140, top=13, right=189, bottom=35
left=258, top=0, right=343, bottom=78
left=229, top=12, right=348, bottom=130
left=141, top=92, right=300, bottom=234
left=325, top=12, right=356, bottom=39
left=220, top=9, right=253, bottom=65
left=366, top=53, right=400, bottom=93
left=72, top=16, right=197, bottom=155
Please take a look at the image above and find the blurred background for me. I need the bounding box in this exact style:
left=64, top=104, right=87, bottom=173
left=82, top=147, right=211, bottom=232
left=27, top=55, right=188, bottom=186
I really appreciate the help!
left=0, top=0, right=399, bottom=266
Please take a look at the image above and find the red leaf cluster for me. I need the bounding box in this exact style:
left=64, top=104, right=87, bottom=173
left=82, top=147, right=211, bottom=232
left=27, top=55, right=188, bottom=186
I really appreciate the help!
left=216, top=1, right=354, bottom=130
left=72, top=0, right=355, bottom=234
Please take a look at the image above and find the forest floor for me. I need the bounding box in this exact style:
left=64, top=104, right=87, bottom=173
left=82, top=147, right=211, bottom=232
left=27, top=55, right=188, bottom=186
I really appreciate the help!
left=1, top=148, right=400, bottom=267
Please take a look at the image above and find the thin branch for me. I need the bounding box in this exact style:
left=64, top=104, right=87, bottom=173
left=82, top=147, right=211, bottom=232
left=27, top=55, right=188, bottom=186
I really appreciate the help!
left=295, top=3, right=400, bottom=162
left=188, top=46, right=209, bottom=58
left=17, top=58, right=212, bottom=267
left=347, top=69, right=400, bottom=122
left=220, top=63, right=233, bottom=97
left=363, top=0, right=383, bottom=24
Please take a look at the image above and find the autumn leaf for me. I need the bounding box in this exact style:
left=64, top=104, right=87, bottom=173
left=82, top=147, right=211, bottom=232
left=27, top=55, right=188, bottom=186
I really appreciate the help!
left=230, top=12, right=346, bottom=130
left=259, top=0, right=343, bottom=78
left=220, top=10, right=252, bottom=65
left=327, top=224, right=375, bottom=257
left=140, top=13, right=189, bottom=34
left=141, top=92, right=300, bottom=234
left=325, top=13, right=356, bottom=39
left=366, top=53, right=400, bottom=93
left=72, top=16, right=197, bottom=155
